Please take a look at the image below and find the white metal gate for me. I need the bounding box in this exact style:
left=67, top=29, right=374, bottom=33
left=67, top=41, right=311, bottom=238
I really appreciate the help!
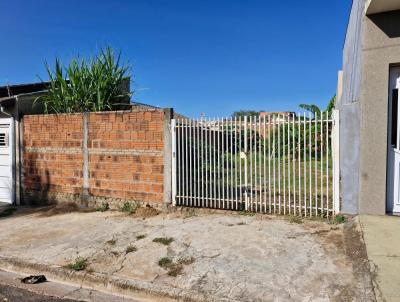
left=171, top=111, right=339, bottom=217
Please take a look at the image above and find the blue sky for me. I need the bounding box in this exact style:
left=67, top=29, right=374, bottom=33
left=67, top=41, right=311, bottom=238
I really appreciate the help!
left=0, top=0, right=350, bottom=117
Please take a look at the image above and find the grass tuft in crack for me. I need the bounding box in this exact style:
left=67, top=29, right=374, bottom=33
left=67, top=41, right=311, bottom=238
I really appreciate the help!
left=136, top=234, right=146, bottom=240
left=126, top=245, right=137, bottom=253
left=66, top=257, right=88, bottom=271
left=106, top=239, right=117, bottom=245
left=153, top=237, right=174, bottom=245
left=158, top=256, right=195, bottom=277
left=178, top=257, right=195, bottom=265
left=158, top=257, right=172, bottom=268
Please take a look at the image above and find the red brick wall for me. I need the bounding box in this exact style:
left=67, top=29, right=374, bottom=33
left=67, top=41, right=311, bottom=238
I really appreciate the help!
left=22, top=109, right=165, bottom=206
left=23, top=114, right=84, bottom=195
left=87, top=111, right=164, bottom=203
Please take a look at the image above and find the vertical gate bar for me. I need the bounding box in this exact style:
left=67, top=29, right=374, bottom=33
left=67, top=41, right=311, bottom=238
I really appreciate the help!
left=213, top=118, right=216, bottom=208
left=249, top=116, right=253, bottom=211
left=244, top=116, right=248, bottom=210
left=303, top=113, right=306, bottom=216
left=206, top=117, right=210, bottom=207
left=326, top=112, right=329, bottom=216
left=283, top=114, right=286, bottom=215
left=268, top=116, right=272, bottom=213
left=202, top=117, right=205, bottom=208
left=222, top=118, right=225, bottom=208
left=298, top=114, right=301, bottom=216
left=230, top=117, right=234, bottom=209
left=181, top=119, right=184, bottom=205
left=171, top=119, right=177, bottom=206
left=235, top=117, right=238, bottom=210
left=251, top=117, right=255, bottom=211
left=197, top=119, right=200, bottom=207
left=189, top=119, right=193, bottom=207
left=204, top=118, right=209, bottom=207
left=252, top=116, right=258, bottom=211
left=309, top=112, right=312, bottom=217
left=184, top=119, right=188, bottom=206
left=193, top=119, right=196, bottom=206
left=176, top=119, right=180, bottom=205
left=209, top=118, right=212, bottom=208
left=239, top=117, right=242, bottom=210
left=320, top=111, right=323, bottom=216
left=217, top=118, right=221, bottom=208
left=258, top=116, right=262, bottom=212
left=292, top=115, right=296, bottom=215
left=315, top=115, right=318, bottom=216
left=263, top=116, right=266, bottom=213
left=287, top=115, right=292, bottom=215
left=333, top=110, right=340, bottom=214
left=278, top=114, right=281, bottom=214
left=273, top=115, right=276, bottom=214
left=226, top=117, right=229, bottom=209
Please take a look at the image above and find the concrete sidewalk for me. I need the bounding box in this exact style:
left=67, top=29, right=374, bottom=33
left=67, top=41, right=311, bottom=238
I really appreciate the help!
left=360, top=215, right=400, bottom=302
left=0, top=206, right=375, bottom=301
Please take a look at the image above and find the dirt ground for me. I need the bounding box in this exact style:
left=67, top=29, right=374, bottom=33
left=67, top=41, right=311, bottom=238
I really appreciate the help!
left=0, top=205, right=375, bottom=302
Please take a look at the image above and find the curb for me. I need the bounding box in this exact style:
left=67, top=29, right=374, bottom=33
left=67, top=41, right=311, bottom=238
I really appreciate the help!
left=0, top=256, right=211, bottom=302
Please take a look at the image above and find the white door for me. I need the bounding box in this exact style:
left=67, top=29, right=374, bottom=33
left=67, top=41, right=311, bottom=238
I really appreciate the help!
left=0, top=118, right=13, bottom=204
left=387, top=68, right=400, bottom=213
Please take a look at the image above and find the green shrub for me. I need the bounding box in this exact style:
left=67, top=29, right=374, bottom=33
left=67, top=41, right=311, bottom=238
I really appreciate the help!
left=66, top=257, right=88, bottom=271
left=333, top=215, right=346, bottom=224
left=121, top=202, right=138, bottom=214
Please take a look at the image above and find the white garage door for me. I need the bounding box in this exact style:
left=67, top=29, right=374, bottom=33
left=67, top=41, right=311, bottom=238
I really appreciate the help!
left=0, top=119, right=13, bottom=204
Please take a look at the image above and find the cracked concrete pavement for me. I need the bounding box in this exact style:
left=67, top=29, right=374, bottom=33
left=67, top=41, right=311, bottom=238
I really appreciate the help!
left=0, top=207, right=375, bottom=301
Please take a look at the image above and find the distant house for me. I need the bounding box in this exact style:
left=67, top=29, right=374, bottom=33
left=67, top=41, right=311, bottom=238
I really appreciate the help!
left=337, top=0, right=400, bottom=215
left=259, top=111, right=296, bottom=122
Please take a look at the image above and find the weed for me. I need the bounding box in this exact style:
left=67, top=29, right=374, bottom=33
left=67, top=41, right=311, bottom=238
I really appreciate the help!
left=106, top=239, right=117, bottom=245
left=287, top=215, right=303, bottom=224
left=96, top=203, right=109, bottom=212
left=167, top=264, right=183, bottom=277
left=158, top=257, right=173, bottom=268
left=153, top=237, right=174, bottom=246
left=0, top=208, right=16, bottom=218
left=126, top=245, right=137, bottom=253
left=66, top=257, right=88, bottom=271
left=333, top=215, right=346, bottom=224
left=178, top=257, right=195, bottom=265
left=121, top=202, right=138, bottom=214
left=183, top=209, right=196, bottom=219
left=238, top=211, right=255, bottom=217
left=157, top=257, right=184, bottom=277
left=136, top=234, right=146, bottom=240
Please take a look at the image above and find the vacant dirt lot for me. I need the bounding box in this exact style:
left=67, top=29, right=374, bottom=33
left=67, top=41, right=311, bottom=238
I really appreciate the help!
left=0, top=206, right=375, bottom=301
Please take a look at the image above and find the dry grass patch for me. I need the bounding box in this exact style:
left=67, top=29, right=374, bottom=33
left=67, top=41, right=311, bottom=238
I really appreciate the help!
left=153, top=237, right=174, bottom=245
left=40, top=202, right=93, bottom=217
